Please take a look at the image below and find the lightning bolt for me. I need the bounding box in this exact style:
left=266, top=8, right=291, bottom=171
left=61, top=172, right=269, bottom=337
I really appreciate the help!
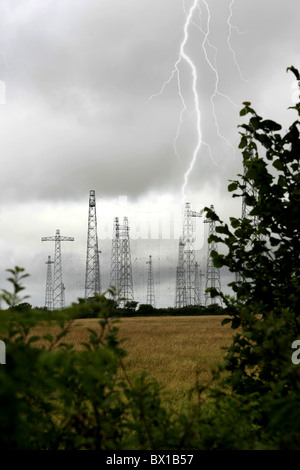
left=178, top=0, right=202, bottom=200
left=194, top=0, right=238, bottom=156
left=147, top=0, right=248, bottom=200
left=146, top=0, right=202, bottom=197
left=227, top=0, right=248, bottom=83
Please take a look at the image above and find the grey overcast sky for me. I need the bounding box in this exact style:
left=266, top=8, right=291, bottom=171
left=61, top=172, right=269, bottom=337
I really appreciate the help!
left=0, top=0, right=299, bottom=307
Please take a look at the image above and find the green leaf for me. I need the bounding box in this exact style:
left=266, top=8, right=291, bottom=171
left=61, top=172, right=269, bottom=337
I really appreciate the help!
left=230, top=217, right=240, bottom=229
left=43, top=333, right=54, bottom=343
left=272, top=159, right=284, bottom=171
left=228, top=182, right=238, bottom=192
left=249, top=116, right=262, bottom=130
left=261, top=119, right=282, bottom=132
left=287, top=65, right=300, bottom=80
left=238, top=135, right=248, bottom=149
left=215, top=225, right=230, bottom=235
left=28, top=335, right=41, bottom=344
left=208, top=234, right=222, bottom=244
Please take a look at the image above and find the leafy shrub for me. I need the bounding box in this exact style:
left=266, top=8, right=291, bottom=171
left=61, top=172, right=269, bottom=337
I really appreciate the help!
left=203, top=66, right=300, bottom=449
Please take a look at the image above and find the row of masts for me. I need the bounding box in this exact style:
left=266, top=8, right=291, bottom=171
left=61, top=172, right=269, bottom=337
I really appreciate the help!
left=175, top=202, right=222, bottom=308
left=42, top=191, right=220, bottom=310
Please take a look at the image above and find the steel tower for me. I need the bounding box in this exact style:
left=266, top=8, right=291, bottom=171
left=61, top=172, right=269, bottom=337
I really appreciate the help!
left=95, top=250, right=102, bottom=295
left=61, top=283, right=66, bottom=309
left=204, top=205, right=222, bottom=306
left=175, top=237, right=186, bottom=308
left=182, top=202, right=202, bottom=305
left=119, top=217, right=134, bottom=305
left=110, top=217, right=121, bottom=297
left=175, top=202, right=202, bottom=307
left=195, top=261, right=204, bottom=306
left=182, top=202, right=196, bottom=306
left=110, top=216, right=134, bottom=305
left=146, top=255, right=155, bottom=307
left=85, top=190, right=101, bottom=299
left=45, top=255, right=54, bottom=310
left=42, top=229, right=74, bottom=310
left=236, top=141, right=263, bottom=284
left=235, top=161, right=250, bottom=284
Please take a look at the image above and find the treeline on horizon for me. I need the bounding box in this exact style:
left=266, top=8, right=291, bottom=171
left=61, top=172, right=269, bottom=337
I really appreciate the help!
left=114, top=302, right=224, bottom=317
left=3, top=299, right=224, bottom=318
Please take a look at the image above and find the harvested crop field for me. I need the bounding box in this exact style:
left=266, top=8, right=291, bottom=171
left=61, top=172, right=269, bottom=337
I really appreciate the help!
left=34, top=315, right=233, bottom=406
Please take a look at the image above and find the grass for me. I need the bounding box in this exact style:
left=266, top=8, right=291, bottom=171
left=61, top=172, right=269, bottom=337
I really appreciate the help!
left=33, top=314, right=233, bottom=408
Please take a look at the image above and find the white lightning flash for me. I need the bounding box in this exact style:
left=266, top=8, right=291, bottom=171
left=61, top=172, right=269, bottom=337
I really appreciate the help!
left=197, top=0, right=238, bottom=155
left=147, top=0, right=248, bottom=200
left=146, top=0, right=202, bottom=199
left=179, top=0, right=202, bottom=199
left=227, top=0, right=248, bottom=83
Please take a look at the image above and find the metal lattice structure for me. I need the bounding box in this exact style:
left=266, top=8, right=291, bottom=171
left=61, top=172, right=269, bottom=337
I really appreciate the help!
left=45, top=255, right=54, bottom=310
left=236, top=141, right=263, bottom=284
left=175, top=237, right=186, bottom=308
left=85, top=190, right=101, bottom=299
left=182, top=202, right=196, bottom=306
left=42, top=229, right=74, bottom=310
left=110, top=216, right=134, bottom=305
left=241, top=145, right=259, bottom=224
left=194, top=261, right=204, bottom=306
left=146, top=255, right=155, bottom=307
left=204, top=205, right=222, bottom=306
left=175, top=202, right=202, bottom=307
left=182, top=202, right=202, bottom=305
left=120, top=217, right=134, bottom=305
left=61, top=283, right=66, bottom=309
left=110, top=217, right=121, bottom=297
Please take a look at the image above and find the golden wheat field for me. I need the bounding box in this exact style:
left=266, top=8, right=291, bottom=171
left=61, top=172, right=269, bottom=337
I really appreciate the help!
left=34, top=315, right=233, bottom=406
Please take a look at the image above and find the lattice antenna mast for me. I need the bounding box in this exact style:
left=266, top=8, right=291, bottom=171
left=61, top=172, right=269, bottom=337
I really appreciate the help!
left=241, top=135, right=258, bottom=219
left=175, top=237, right=186, bottom=308
left=85, top=190, right=101, bottom=299
left=95, top=250, right=102, bottom=296
left=119, top=217, right=134, bottom=306
left=182, top=202, right=195, bottom=306
left=195, top=261, right=204, bottom=306
left=146, top=255, right=155, bottom=307
left=204, top=205, right=222, bottom=306
left=181, top=202, right=203, bottom=306
left=236, top=137, right=262, bottom=284
left=243, top=142, right=264, bottom=241
left=61, top=283, right=66, bottom=309
left=42, top=229, right=74, bottom=310
left=110, top=217, right=121, bottom=299
left=110, top=216, right=134, bottom=305
left=45, top=255, right=54, bottom=310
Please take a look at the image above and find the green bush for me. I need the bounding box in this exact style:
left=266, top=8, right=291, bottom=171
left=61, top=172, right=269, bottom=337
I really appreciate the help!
left=202, top=65, right=300, bottom=449
left=0, top=270, right=200, bottom=450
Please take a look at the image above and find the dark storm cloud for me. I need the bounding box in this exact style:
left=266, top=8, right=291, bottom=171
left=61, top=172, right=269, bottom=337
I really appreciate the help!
left=1, top=0, right=300, bottom=204
left=0, top=0, right=187, bottom=202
